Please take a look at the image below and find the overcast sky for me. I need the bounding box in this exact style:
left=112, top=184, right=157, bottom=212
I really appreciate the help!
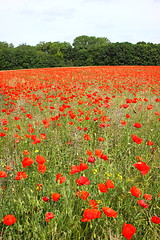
left=0, top=0, right=160, bottom=46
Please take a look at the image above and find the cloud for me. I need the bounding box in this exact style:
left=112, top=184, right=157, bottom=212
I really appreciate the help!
left=0, top=0, right=160, bottom=46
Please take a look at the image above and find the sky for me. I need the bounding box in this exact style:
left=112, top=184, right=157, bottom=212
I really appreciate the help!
left=0, top=0, right=160, bottom=46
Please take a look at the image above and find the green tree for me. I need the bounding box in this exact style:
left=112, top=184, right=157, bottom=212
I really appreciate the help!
left=73, top=35, right=110, bottom=50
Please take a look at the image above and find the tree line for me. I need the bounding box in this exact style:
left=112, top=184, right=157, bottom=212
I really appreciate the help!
left=0, top=35, right=160, bottom=70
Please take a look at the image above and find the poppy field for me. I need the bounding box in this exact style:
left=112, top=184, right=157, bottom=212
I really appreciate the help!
left=0, top=66, right=160, bottom=240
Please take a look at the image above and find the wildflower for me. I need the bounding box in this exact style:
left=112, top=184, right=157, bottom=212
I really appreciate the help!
left=51, top=193, right=61, bottom=201
left=100, top=153, right=108, bottom=161
left=42, top=197, right=49, bottom=202
left=126, top=114, right=131, bottom=118
left=98, top=183, right=108, bottom=193
left=5, top=165, right=12, bottom=171
left=122, top=223, right=136, bottom=240
left=86, top=150, right=92, bottom=156
left=88, top=199, right=98, bottom=209
left=147, top=140, right=154, bottom=146
left=79, top=163, right=88, bottom=171
left=45, top=212, right=54, bottom=222
left=23, top=150, right=30, bottom=155
left=106, top=179, right=115, bottom=188
left=26, top=114, right=33, bottom=119
left=131, top=135, right=142, bottom=144
left=121, top=120, right=127, bottom=125
left=76, top=176, right=90, bottom=186
left=37, top=164, right=46, bottom=173
left=147, top=104, right=153, bottom=110
left=102, top=207, right=118, bottom=218
left=70, top=165, right=81, bottom=175
left=130, top=186, right=142, bottom=198
left=95, top=149, right=102, bottom=157
left=0, top=171, right=7, bottom=178
left=81, top=209, right=101, bottom=222
left=84, top=134, right=91, bottom=140
left=151, top=216, right=160, bottom=224
left=0, top=132, right=6, bottom=137
left=15, top=171, right=27, bottom=180
left=36, top=155, right=46, bottom=164
left=88, top=156, right=96, bottom=164
left=133, top=161, right=150, bottom=175
left=76, top=191, right=90, bottom=200
left=36, top=184, right=43, bottom=190
left=40, top=133, right=46, bottom=139
left=98, top=137, right=105, bottom=141
left=56, top=173, right=66, bottom=184
left=22, top=157, right=34, bottom=168
left=137, top=200, right=149, bottom=208
left=93, top=169, right=98, bottom=174
left=120, top=104, right=129, bottom=108
left=3, top=215, right=16, bottom=226
left=14, top=116, right=21, bottom=120
left=134, top=123, right=142, bottom=128
left=143, top=194, right=152, bottom=201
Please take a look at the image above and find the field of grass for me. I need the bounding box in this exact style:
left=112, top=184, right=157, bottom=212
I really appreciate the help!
left=0, top=66, right=160, bottom=240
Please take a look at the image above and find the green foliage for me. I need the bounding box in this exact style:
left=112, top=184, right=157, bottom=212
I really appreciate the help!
left=0, top=37, right=160, bottom=70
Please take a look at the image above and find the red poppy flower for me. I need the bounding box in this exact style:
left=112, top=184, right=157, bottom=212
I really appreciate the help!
left=98, top=183, right=108, bottom=193
left=131, top=135, right=142, bottom=144
left=120, top=104, right=129, bottom=108
left=126, top=114, right=131, bottom=118
left=76, top=176, right=90, bottom=186
left=56, top=173, right=62, bottom=181
left=59, top=176, right=66, bottom=184
left=42, top=196, right=49, bottom=202
left=0, top=171, right=7, bottom=178
left=121, top=120, right=127, bottom=125
left=45, top=212, right=54, bottom=222
left=40, top=133, right=46, bottom=139
left=51, top=193, right=61, bottom=201
left=147, top=104, right=153, bottom=110
left=137, top=200, right=149, bottom=208
left=86, top=150, right=93, bottom=156
left=3, top=215, right=16, bottom=226
left=102, top=207, right=118, bottom=218
left=76, top=191, right=90, bottom=200
left=143, top=194, right=152, bottom=201
left=106, top=179, right=115, bottom=188
left=79, top=163, right=88, bottom=171
left=151, top=216, right=160, bottom=224
left=84, top=134, right=91, bottom=140
left=95, top=149, right=102, bottom=157
left=88, top=156, right=96, bottom=164
left=14, top=116, right=21, bottom=120
left=26, top=114, right=33, bottom=119
left=100, top=153, right=108, bottom=161
left=70, top=165, right=81, bottom=175
left=0, top=132, right=6, bottom=137
left=36, top=155, right=46, bottom=164
left=23, top=150, right=30, bottom=155
left=147, top=140, right=154, bottom=146
left=98, top=137, right=105, bottom=141
left=15, top=171, right=27, bottom=180
left=81, top=208, right=101, bottom=222
left=37, top=164, right=46, bottom=173
left=133, top=161, right=150, bottom=175
left=22, top=157, right=34, bottom=168
left=122, top=223, right=136, bottom=240
left=88, top=199, right=98, bottom=209
left=130, top=186, right=142, bottom=198
left=134, top=122, right=142, bottom=128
